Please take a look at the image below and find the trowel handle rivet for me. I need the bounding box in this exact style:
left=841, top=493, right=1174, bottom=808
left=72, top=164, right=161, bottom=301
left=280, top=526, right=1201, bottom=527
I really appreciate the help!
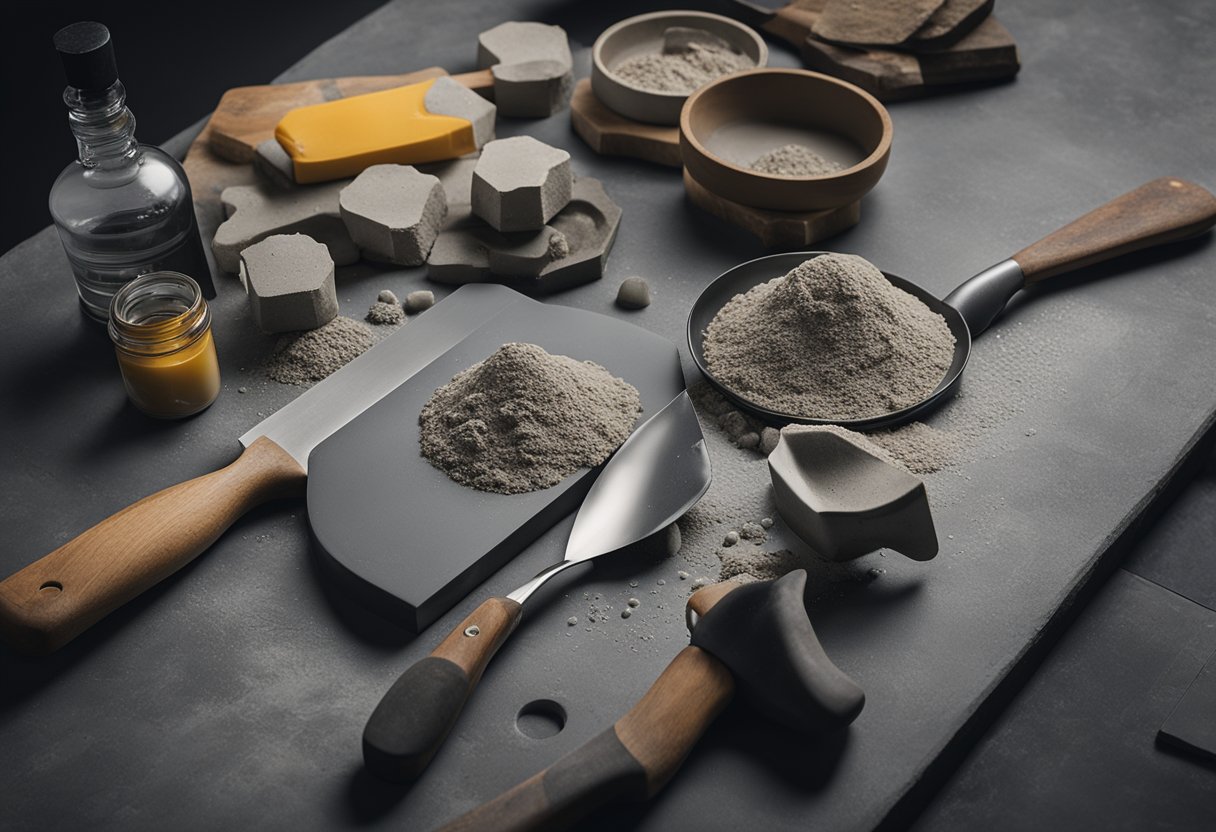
left=464, top=625, right=481, bottom=637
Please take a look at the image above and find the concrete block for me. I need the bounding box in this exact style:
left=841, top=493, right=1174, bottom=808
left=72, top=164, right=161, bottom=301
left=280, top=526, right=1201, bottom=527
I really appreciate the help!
left=213, top=180, right=357, bottom=273
left=477, top=21, right=573, bottom=117
left=423, top=76, right=496, bottom=149
left=238, top=234, right=338, bottom=333
left=471, top=136, right=572, bottom=232
left=339, top=165, right=448, bottom=266
left=428, top=176, right=620, bottom=294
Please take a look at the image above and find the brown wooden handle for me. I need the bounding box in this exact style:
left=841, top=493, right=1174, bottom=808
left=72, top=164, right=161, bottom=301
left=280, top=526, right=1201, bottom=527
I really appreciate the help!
left=1013, top=177, right=1216, bottom=283
left=450, top=68, right=496, bottom=94
left=0, top=437, right=305, bottom=654
left=440, top=646, right=735, bottom=832
left=362, top=596, right=523, bottom=782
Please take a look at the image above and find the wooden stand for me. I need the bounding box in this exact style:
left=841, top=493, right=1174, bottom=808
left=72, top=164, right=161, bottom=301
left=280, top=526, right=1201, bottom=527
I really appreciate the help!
left=683, top=169, right=860, bottom=248
left=570, top=79, right=682, bottom=167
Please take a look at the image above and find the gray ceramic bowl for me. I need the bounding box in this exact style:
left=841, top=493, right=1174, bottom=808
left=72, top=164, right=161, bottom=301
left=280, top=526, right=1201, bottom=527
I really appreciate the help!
left=592, top=10, right=768, bottom=126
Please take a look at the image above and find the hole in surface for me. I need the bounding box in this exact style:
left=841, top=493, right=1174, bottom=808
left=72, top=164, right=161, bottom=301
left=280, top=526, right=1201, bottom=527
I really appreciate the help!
left=40, top=581, right=63, bottom=594
left=515, top=699, right=567, bottom=739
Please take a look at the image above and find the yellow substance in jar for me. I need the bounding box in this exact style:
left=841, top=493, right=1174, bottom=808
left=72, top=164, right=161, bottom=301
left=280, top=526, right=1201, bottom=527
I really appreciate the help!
left=116, top=328, right=220, bottom=419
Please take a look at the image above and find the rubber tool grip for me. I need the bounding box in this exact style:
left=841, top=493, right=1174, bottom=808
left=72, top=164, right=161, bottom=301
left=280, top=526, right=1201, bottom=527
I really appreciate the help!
left=363, top=596, right=522, bottom=782
left=439, top=645, right=735, bottom=831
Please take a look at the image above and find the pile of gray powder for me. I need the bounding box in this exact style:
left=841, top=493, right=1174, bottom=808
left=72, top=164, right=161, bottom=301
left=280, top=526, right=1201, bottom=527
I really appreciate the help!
left=750, top=143, right=843, bottom=177
left=419, top=342, right=642, bottom=494
left=612, top=41, right=753, bottom=94
left=703, top=253, right=956, bottom=421
left=265, top=316, right=375, bottom=385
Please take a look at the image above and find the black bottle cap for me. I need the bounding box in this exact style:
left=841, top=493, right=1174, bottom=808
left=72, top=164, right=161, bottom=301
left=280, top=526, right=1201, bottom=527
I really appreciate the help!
left=54, top=22, right=119, bottom=90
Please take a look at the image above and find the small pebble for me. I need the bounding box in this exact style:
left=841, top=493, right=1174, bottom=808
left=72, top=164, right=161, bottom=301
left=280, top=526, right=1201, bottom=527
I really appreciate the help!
left=404, top=289, right=435, bottom=313
left=759, top=426, right=781, bottom=454
left=677, top=570, right=689, bottom=580
left=377, top=289, right=399, bottom=305
left=615, top=276, right=652, bottom=310
left=629, top=580, right=638, bottom=588
left=656, top=579, right=666, bottom=586
left=567, top=616, right=578, bottom=626
left=627, top=598, right=640, bottom=608
left=691, top=577, right=709, bottom=589
left=723, top=531, right=739, bottom=547
left=760, top=517, right=773, bottom=529
left=737, top=431, right=760, bottom=449
left=621, top=608, right=632, bottom=619
left=238, top=386, right=248, bottom=394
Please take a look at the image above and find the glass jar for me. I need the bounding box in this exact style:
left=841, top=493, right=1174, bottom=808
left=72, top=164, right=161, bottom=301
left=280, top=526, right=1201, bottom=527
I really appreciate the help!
left=107, top=272, right=221, bottom=419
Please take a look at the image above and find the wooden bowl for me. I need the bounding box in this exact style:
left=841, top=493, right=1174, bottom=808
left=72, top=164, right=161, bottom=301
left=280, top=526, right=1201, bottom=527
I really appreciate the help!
left=592, top=11, right=768, bottom=127
left=679, top=69, right=893, bottom=212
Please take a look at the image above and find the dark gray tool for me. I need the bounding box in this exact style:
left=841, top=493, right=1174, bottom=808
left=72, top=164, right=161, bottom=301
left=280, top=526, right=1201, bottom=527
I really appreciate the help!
left=438, top=569, right=865, bottom=831
left=363, top=391, right=711, bottom=783
left=688, top=177, right=1216, bottom=431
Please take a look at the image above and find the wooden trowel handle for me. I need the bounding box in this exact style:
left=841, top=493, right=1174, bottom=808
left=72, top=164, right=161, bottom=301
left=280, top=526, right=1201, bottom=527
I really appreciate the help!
left=363, top=595, right=523, bottom=783
left=0, top=437, right=305, bottom=654
left=1013, top=177, right=1216, bottom=283
left=440, top=646, right=735, bottom=832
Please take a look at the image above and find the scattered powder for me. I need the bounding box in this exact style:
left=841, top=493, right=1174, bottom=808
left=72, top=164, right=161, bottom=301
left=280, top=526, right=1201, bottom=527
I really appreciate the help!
left=749, top=144, right=843, bottom=177
left=868, top=422, right=964, bottom=475
left=419, top=342, right=642, bottom=494
left=703, top=253, right=956, bottom=421
left=366, top=301, right=405, bottom=325
left=612, top=41, right=753, bottom=94
left=265, top=316, right=375, bottom=385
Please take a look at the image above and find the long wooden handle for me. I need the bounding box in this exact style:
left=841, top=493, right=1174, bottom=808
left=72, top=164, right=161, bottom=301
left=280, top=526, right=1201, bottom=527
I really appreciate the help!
left=363, top=596, right=522, bottom=782
left=0, top=436, right=305, bottom=654
left=440, top=645, right=735, bottom=832
left=1013, top=177, right=1216, bottom=283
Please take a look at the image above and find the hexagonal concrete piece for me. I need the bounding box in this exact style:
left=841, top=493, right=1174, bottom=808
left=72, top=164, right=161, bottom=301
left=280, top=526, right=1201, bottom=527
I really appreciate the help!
left=428, top=176, right=621, bottom=294
left=238, top=234, right=338, bottom=334
left=339, top=165, right=448, bottom=266
left=471, top=136, right=572, bottom=232
left=477, top=21, right=574, bottom=118
left=213, top=180, right=357, bottom=273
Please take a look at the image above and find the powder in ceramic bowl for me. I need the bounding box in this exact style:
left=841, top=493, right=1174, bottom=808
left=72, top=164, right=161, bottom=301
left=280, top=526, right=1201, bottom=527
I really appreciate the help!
left=612, top=41, right=753, bottom=95
left=703, top=253, right=955, bottom=421
left=265, top=316, right=375, bottom=385
left=419, top=342, right=642, bottom=494
left=749, top=143, right=843, bottom=177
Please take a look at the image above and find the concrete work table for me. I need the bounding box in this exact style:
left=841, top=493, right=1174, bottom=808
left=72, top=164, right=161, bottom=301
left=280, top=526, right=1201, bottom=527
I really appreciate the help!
left=3, top=1, right=1215, bottom=830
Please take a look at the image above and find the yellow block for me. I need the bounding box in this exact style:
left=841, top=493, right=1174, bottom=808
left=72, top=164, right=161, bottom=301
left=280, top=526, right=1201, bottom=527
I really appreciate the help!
left=275, top=78, right=477, bottom=184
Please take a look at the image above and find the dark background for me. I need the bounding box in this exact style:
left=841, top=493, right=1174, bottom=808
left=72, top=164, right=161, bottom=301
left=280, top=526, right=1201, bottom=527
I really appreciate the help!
left=0, top=0, right=386, bottom=252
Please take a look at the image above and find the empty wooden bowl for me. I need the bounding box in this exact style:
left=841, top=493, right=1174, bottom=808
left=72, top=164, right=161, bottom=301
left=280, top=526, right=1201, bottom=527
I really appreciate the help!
left=680, top=69, right=893, bottom=212
left=592, top=10, right=768, bottom=126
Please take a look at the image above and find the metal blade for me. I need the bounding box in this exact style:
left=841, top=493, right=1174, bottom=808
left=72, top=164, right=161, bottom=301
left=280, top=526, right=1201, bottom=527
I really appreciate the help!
left=239, top=285, right=510, bottom=471
left=563, top=390, right=711, bottom=563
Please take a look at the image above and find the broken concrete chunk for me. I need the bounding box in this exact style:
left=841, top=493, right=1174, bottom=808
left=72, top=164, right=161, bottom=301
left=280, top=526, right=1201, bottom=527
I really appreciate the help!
left=339, top=165, right=448, bottom=266
left=238, top=234, right=338, bottom=333
left=403, top=290, right=435, bottom=313
left=477, top=21, right=574, bottom=117
left=213, top=180, right=357, bottom=273
left=423, top=76, right=496, bottom=149
left=472, top=136, right=572, bottom=232
left=615, top=276, right=652, bottom=310
left=813, top=0, right=945, bottom=47
left=253, top=139, right=295, bottom=189
left=428, top=176, right=621, bottom=294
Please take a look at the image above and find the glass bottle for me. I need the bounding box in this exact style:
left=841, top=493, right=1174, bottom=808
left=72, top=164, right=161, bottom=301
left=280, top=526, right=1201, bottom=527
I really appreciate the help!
left=48, top=22, right=213, bottom=322
left=108, top=271, right=221, bottom=419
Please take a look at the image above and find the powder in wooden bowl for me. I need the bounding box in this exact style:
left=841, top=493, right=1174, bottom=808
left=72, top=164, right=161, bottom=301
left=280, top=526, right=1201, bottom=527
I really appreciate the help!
left=419, top=342, right=642, bottom=494
left=612, top=40, right=753, bottom=95
left=749, top=144, right=843, bottom=177
left=702, top=253, right=955, bottom=421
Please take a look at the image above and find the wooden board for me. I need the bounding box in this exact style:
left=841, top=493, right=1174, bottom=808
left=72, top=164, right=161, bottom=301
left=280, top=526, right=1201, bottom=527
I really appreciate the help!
left=570, top=79, right=682, bottom=168
left=207, top=66, right=490, bottom=163
left=683, top=168, right=860, bottom=247
left=734, top=1, right=1019, bottom=100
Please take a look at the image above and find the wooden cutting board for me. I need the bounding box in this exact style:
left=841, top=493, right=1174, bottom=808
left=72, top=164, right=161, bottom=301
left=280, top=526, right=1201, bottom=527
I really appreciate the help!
left=731, top=0, right=1019, bottom=100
